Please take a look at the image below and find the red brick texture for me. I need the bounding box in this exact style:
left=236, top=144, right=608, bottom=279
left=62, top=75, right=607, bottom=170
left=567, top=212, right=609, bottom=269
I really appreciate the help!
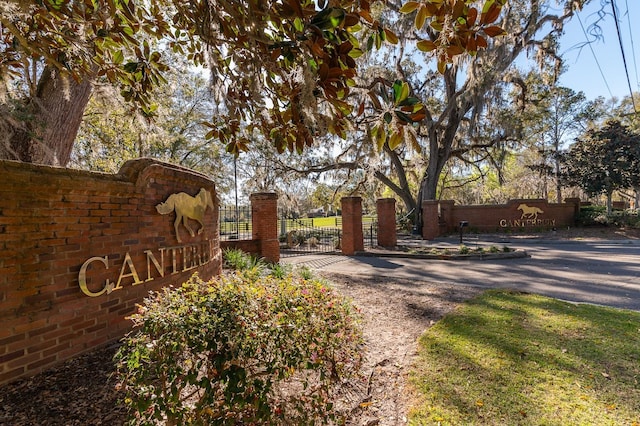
left=249, top=193, right=279, bottom=263
left=376, top=198, right=397, bottom=248
left=421, top=200, right=440, bottom=240
left=341, top=197, right=364, bottom=255
left=422, top=198, right=580, bottom=238
left=0, top=158, right=222, bottom=386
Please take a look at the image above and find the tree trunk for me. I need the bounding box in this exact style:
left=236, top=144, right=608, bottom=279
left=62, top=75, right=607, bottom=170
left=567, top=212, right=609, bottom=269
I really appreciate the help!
left=606, top=190, right=613, bottom=216
left=4, top=66, right=93, bottom=166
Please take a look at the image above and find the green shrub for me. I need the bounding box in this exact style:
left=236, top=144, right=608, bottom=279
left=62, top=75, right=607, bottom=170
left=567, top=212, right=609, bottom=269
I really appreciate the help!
left=223, top=248, right=266, bottom=273
left=114, top=272, right=363, bottom=425
left=576, top=205, right=640, bottom=228
left=268, top=262, right=291, bottom=279
left=299, top=266, right=314, bottom=280
left=458, top=245, right=470, bottom=254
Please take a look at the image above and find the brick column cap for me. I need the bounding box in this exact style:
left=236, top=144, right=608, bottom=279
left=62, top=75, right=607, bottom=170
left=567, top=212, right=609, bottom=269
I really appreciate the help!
left=342, top=196, right=362, bottom=202
left=377, top=198, right=396, bottom=205
left=250, top=192, right=278, bottom=201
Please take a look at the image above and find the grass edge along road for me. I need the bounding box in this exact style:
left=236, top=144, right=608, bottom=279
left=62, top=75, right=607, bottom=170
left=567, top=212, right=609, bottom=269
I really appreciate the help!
left=409, top=290, right=640, bottom=425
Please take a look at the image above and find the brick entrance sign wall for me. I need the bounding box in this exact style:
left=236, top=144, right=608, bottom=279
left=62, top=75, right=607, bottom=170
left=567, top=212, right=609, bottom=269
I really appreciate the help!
left=0, top=158, right=222, bottom=385
left=422, top=198, right=580, bottom=239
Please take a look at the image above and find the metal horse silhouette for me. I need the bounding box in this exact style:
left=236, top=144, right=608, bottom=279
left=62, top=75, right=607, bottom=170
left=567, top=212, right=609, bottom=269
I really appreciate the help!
left=517, top=203, right=544, bottom=220
left=156, top=188, right=214, bottom=243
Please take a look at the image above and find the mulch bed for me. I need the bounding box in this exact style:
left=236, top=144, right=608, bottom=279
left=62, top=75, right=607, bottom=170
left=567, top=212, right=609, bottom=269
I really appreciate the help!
left=0, top=275, right=482, bottom=426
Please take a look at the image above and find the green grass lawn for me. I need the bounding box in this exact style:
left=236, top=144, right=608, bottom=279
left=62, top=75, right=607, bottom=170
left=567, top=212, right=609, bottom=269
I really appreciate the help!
left=410, top=290, right=640, bottom=425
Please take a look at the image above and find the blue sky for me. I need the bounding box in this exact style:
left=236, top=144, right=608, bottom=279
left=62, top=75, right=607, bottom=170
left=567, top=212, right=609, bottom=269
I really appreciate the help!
left=556, top=0, right=639, bottom=104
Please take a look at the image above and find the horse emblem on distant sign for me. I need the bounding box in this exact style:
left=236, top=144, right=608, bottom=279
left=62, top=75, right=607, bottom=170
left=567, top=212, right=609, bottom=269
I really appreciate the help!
left=517, top=203, right=544, bottom=220
left=156, top=188, right=214, bottom=243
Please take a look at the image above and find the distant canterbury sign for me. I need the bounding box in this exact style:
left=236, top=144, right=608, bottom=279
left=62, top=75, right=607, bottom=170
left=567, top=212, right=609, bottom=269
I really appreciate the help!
left=78, top=188, right=214, bottom=297
left=499, top=203, right=556, bottom=228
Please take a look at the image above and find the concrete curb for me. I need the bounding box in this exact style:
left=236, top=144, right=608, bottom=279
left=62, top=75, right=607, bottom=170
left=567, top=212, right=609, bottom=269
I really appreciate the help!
left=354, top=249, right=529, bottom=261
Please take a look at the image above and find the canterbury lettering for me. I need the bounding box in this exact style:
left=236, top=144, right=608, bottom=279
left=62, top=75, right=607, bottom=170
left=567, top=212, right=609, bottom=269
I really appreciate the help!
left=499, top=219, right=556, bottom=228
left=78, top=239, right=216, bottom=297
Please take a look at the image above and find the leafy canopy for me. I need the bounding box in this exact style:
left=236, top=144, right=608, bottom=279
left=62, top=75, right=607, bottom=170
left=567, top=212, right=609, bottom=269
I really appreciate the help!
left=1, top=0, right=507, bottom=155
left=562, top=120, right=640, bottom=198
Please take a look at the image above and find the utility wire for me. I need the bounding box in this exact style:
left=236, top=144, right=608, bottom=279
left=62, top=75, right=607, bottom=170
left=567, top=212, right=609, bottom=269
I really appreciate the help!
left=623, top=0, right=639, bottom=93
left=611, top=0, right=638, bottom=111
left=576, top=11, right=614, bottom=99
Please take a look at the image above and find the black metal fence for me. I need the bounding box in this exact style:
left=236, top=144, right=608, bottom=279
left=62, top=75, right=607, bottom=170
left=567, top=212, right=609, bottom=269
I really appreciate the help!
left=219, top=206, right=252, bottom=240
left=219, top=206, right=380, bottom=254
left=279, top=217, right=342, bottom=257
left=363, top=219, right=378, bottom=248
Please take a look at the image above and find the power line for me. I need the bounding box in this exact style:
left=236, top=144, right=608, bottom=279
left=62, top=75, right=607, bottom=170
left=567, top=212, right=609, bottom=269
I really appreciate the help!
left=623, top=0, right=639, bottom=93
left=576, top=12, right=614, bottom=99
left=611, top=0, right=638, bottom=111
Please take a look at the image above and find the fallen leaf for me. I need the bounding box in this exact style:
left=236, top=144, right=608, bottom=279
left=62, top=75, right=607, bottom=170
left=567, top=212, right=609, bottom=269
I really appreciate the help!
left=601, top=372, right=611, bottom=379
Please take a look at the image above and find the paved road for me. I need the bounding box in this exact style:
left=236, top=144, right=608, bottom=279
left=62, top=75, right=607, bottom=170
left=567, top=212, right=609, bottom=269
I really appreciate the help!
left=283, top=239, right=640, bottom=311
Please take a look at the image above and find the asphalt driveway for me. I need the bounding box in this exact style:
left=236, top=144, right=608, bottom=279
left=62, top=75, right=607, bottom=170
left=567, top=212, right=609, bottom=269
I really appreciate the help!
left=283, top=239, right=640, bottom=311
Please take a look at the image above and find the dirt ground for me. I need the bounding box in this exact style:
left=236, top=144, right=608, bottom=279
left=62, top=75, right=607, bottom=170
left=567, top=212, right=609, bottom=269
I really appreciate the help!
left=1, top=225, right=636, bottom=425
left=0, top=273, right=482, bottom=426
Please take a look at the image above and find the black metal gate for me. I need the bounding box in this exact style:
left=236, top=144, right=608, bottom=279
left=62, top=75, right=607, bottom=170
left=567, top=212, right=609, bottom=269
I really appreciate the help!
left=279, top=217, right=342, bottom=257
left=363, top=218, right=378, bottom=248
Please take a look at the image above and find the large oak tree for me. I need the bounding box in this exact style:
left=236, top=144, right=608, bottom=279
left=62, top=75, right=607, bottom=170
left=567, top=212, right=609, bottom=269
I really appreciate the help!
left=266, top=0, right=591, bottom=223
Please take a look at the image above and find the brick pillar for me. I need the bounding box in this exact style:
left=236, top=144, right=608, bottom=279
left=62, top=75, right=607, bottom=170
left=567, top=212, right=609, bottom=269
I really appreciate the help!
left=250, top=192, right=279, bottom=263
left=439, top=200, right=455, bottom=233
left=422, top=200, right=440, bottom=240
left=564, top=197, right=581, bottom=218
left=341, top=196, right=364, bottom=255
left=376, top=198, right=397, bottom=248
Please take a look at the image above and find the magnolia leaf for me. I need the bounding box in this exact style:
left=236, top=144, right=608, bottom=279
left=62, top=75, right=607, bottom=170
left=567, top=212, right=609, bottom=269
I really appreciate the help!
left=359, top=9, right=374, bottom=23
left=452, top=0, right=465, bottom=19
left=399, top=82, right=410, bottom=104
left=415, top=5, right=428, bottom=30
left=373, top=124, right=387, bottom=151
left=476, top=35, right=488, bottom=48
left=416, top=40, right=437, bottom=52
left=399, top=1, right=420, bottom=13
left=466, top=36, right=477, bottom=52
left=388, top=128, right=403, bottom=150
left=481, top=0, right=496, bottom=14
left=205, top=129, right=217, bottom=140
left=410, top=111, right=427, bottom=122
left=384, top=28, right=399, bottom=45
left=467, top=7, right=478, bottom=26
left=481, top=3, right=501, bottom=24
left=446, top=44, right=465, bottom=57
left=392, top=80, right=403, bottom=104
left=368, top=91, right=382, bottom=110
left=395, top=110, right=411, bottom=123
left=483, top=25, right=506, bottom=37
left=349, top=48, right=364, bottom=58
